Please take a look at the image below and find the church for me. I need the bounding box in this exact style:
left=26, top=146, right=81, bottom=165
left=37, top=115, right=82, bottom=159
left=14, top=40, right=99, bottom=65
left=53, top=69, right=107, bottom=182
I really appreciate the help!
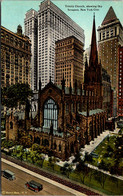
left=6, top=15, right=107, bottom=160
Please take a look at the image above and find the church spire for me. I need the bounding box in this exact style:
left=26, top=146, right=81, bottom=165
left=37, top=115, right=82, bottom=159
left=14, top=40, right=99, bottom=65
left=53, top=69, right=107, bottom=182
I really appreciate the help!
left=89, top=13, right=98, bottom=67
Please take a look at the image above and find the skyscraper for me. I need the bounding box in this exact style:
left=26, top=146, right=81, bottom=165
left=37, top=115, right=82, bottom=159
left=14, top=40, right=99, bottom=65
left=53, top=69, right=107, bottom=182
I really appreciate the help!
left=97, top=6, right=123, bottom=116
left=55, top=36, right=84, bottom=88
left=24, top=9, right=38, bottom=90
left=118, top=46, right=123, bottom=117
left=1, top=25, right=31, bottom=88
left=24, top=0, right=85, bottom=89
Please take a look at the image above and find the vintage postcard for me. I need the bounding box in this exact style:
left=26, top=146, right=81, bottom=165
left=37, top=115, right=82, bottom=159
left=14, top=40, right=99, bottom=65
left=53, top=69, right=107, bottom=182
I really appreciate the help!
left=1, top=0, right=123, bottom=195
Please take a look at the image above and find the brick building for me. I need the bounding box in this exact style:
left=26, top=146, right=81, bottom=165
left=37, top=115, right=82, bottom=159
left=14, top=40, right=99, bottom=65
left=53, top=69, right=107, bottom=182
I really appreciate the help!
left=1, top=25, right=31, bottom=87
left=55, top=36, right=84, bottom=88
left=102, top=68, right=112, bottom=117
left=97, top=6, right=123, bottom=116
left=118, top=46, right=123, bottom=117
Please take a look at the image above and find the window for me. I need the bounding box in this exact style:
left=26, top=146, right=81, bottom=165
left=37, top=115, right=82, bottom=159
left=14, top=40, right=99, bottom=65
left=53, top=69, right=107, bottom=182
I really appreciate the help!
left=106, top=31, right=109, bottom=38
left=65, top=103, right=69, bottom=114
left=111, top=29, right=113, bottom=37
left=44, top=98, right=58, bottom=130
left=115, top=27, right=117, bottom=36
left=10, top=122, right=13, bottom=129
left=103, top=32, right=105, bottom=39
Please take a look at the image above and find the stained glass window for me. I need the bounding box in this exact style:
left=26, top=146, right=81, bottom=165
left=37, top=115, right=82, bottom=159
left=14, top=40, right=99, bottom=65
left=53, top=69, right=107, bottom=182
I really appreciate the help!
left=44, top=98, right=58, bottom=130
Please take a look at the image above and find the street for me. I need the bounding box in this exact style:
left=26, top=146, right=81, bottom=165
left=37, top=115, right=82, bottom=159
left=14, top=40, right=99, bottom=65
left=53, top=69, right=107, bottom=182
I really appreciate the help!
left=1, top=161, right=75, bottom=195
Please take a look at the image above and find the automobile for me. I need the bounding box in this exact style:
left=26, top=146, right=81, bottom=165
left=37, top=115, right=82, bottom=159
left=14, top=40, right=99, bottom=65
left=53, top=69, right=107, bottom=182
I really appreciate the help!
left=2, top=169, right=16, bottom=180
left=25, top=180, right=43, bottom=192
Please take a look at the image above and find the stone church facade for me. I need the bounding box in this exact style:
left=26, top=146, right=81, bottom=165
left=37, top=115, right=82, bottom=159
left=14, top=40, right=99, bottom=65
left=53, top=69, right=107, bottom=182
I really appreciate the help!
left=6, top=16, right=107, bottom=160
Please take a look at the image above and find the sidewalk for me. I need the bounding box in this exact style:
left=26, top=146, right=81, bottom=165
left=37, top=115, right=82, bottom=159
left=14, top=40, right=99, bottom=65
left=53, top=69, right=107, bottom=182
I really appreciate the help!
left=86, top=163, right=123, bottom=181
left=81, top=125, right=120, bottom=155
left=80, top=130, right=110, bottom=155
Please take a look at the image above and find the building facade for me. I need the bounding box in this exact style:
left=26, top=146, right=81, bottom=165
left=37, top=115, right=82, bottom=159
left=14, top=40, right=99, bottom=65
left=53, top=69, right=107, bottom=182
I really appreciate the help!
left=1, top=25, right=31, bottom=88
left=97, top=6, right=123, bottom=116
left=24, top=0, right=85, bottom=89
left=55, top=36, right=84, bottom=88
left=24, top=9, right=38, bottom=90
left=118, top=46, right=123, bottom=117
left=6, top=80, right=107, bottom=160
left=102, top=68, right=112, bottom=117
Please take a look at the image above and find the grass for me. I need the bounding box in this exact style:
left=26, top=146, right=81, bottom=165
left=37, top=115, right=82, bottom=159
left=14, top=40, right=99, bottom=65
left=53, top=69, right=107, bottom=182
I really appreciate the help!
left=41, top=158, right=123, bottom=195
left=91, top=134, right=123, bottom=169
left=69, top=169, right=123, bottom=195
left=3, top=136, right=123, bottom=195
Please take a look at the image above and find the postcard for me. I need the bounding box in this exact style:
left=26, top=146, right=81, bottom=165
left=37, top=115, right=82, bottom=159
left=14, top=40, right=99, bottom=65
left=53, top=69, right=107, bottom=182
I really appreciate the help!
left=1, top=0, right=123, bottom=195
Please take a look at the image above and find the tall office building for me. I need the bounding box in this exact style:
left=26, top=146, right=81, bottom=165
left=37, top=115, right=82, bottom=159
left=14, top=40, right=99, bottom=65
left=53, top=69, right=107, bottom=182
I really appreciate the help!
left=1, top=25, right=31, bottom=88
left=97, top=6, right=123, bottom=116
left=24, top=0, right=85, bottom=89
left=118, top=46, right=123, bottom=117
left=24, top=9, right=38, bottom=90
left=55, top=36, right=84, bottom=88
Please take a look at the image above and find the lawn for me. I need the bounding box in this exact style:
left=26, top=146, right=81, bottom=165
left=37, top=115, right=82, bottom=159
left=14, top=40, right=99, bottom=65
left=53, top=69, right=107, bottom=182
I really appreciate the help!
left=2, top=137, right=123, bottom=195
left=91, top=134, right=123, bottom=174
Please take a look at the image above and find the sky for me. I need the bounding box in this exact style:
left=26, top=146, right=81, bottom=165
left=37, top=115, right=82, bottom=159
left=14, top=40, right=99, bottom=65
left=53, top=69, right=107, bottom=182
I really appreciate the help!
left=1, top=0, right=123, bottom=49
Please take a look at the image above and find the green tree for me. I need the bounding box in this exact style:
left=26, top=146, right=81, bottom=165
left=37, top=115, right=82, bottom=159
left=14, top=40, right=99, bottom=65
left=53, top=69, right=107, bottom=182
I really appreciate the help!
left=32, top=143, right=43, bottom=153
left=2, top=83, right=33, bottom=109
left=48, top=157, right=56, bottom=171
left=84, top=152, right=93, bottom=162
left=72, top=152, right=81, bottom=163
left=98, top=160, right=109, bottom=171
left=76, top=160, right=89, bottom=184
left=60, top=163, right=73, bottom=178
left=36, top=155, right=45, bottom=168
left=93, top=170, right=107, bottom=189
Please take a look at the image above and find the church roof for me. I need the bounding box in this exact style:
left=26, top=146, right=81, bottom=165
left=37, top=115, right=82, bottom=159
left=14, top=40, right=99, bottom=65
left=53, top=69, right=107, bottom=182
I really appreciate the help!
left=79, top=109, right=104, bottom=117
left=102, top=6, right=117, bottom=25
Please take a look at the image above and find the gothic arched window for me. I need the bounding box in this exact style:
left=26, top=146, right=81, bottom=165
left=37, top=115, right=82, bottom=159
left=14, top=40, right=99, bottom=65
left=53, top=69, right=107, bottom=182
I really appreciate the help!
left=44, top=98, right=58, bottom=130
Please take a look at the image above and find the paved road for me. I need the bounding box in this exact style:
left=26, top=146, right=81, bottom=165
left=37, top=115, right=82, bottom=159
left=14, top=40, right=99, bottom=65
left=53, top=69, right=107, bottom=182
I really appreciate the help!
left=1, top=160, right=85, bottom=196
left=2, top=161, right=75, bottom=195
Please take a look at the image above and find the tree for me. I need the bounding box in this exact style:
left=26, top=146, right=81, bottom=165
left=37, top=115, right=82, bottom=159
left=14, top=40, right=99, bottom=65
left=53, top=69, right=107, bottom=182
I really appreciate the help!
left=84, top=152, right=93, bottom=162
left=60, top=163, right=73, bottom=178
left=98, top=160, right=109, bottom=171
left=93, top=170, right=107, bottom=189
left=2, top=83, right=33, bottom=109
left=76, top=160, right=89, bottom=184
left=48, top=157, right=56, bottom=171
left=32, top=143, right=43, bottom=153
left=72, top=152, right=81, bottom=163
left=37, top=155, right=45, bottom=168
left=19, top=135, right=32, bottom=148
left=110, top=176, right=119, bottom=189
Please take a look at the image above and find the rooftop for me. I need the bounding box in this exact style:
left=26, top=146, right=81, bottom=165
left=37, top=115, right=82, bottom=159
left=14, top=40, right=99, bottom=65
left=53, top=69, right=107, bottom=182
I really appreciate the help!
left=102, top=6, right=118, bottom=25
left=79, top=109, right=104, bottom=116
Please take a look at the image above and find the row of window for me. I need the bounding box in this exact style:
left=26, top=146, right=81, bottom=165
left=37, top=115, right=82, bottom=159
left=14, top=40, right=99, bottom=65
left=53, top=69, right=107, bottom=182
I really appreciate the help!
left=99, top=27, right=117, bottom=40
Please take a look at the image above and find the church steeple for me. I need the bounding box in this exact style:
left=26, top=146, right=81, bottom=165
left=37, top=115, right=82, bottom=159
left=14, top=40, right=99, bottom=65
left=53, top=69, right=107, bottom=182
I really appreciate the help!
left=89, top=13, right=98, bottom=67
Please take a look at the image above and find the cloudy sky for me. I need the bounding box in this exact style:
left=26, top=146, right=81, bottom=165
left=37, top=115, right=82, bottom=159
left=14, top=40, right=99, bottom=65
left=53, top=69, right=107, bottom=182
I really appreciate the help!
left=1, top=0, right=123, bottom=49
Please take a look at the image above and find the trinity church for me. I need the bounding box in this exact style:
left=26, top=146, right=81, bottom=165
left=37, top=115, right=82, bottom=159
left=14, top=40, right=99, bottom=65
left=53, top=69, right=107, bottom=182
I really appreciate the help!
left=6, top=16, right=107, bottom=160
